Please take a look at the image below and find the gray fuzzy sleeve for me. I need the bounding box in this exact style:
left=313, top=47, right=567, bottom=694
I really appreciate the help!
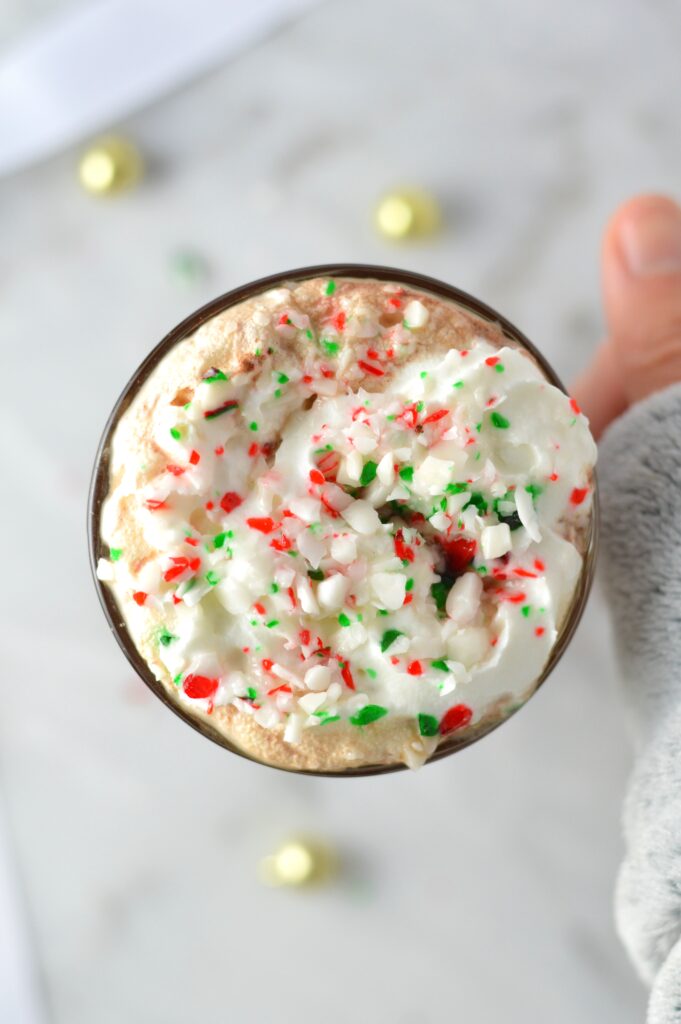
left=599, top=382, right=681, bottom=1023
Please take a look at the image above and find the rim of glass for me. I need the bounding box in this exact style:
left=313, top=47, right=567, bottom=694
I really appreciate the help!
left=88, top=263, right=599, bottom=777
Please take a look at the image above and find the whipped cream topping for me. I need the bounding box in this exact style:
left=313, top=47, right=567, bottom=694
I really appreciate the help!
left=98, top=280, right=596, bottom=759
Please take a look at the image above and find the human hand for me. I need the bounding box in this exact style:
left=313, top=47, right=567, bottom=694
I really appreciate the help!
left=573, top=194, right=681, bottom=437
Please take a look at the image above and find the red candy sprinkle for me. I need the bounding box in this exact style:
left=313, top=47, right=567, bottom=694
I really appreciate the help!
left=183, top=674, right=218, bottom=699
left=309, top=468, right=325, bottom=485
left=485, top=356, right=500, bottom=367
left=248, top=442, right=259, bottom=457
left=534, top=558, right=545, bottom=572
left=262, top=659, right=274, bottom=672
left=214, top=446, right=225, bottom=456
left=270, top=535, right=292, bottom=552
left=439, top=535, right=476, bottom=575
left=549, top=472, right=559, bottom=482
left=253, top=602, right=266, bottom=615
left=421, top=408, right=449, bottom=426
left=569, top=397, right=581, bottom=415
left=247, top=517, right=278, bottom=534
left=332, top=311, right=346, bottom=332
left=189, top=449, right=200, bottom=465
left=340, top=662, right=355, bottom=690
left=358, top=359, right=385, bottom=377
left=535, top=627, right=545, bottom=637
left=299, top=629, right=311, bottom=646
left=394, top=529, right=415, bottom=563
left=132, top=591, right=147, bottom=606
left=440, top=703, right=473, bottom=734
left=570, top=487, right=589, bottom=505
left=145, top=498, right=167, bottom=511
left=166, top=464, right=185, bottom=476
left=268, top=684, right=292, bottom=696
left=287, top=586, right=297, bottom=608
left=407, top=660, right=423, bottom=676
left=163, top=557, right=191, bottom=582
left=220, top=492, right=243, bottom=514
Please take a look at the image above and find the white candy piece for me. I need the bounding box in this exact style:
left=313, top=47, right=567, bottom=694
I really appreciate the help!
left=445, top=572, right=482, bottom=625
left=297, top=528, right=325, bottom=568
left=481, top=523, right=512, bottom=559
left=304, top=665, right=332, bottom=691
left=413, top=455, right=454, bottom=495
left=342, top=499, right=381, bottom=535
left=403, top=299, right=429, bottom=329
left=298, top=692, right=327, bottom=714
left=515, top=487, right=542, bottom=543
left=343, top=450, right=363, bottom=482
left=377, top=451, right=395, bottom=485
left=96, top=558, right=115, bottom=581
left=284, top=713, right=304, bottom=744
left=371, top=572, right=406, bottom=610
left=317, top=573, right=351, bottom=611
left=331, top=535, right=357, bottom=564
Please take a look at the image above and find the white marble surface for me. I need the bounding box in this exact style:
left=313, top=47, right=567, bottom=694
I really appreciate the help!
left=3, top=0, right=681, bottom=1020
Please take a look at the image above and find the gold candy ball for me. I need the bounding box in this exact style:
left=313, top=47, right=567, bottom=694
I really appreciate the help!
left=258, top=837, right=337, bottom=888
left=78, top=137, right=144, bottom=196
left=375, top=187, right=442, bottom=241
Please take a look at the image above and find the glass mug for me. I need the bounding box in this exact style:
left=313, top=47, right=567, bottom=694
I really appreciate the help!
left=88, top=264, right=598, bottom=776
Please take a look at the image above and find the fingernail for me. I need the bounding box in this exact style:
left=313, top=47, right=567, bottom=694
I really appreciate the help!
left=620, top=200, right=681, bottom=276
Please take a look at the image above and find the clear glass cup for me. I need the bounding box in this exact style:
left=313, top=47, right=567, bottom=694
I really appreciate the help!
left=88, top=264, right=598, bottom=776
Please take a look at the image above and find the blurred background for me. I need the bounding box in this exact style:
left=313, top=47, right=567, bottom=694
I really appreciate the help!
left=2, top=0, right=680, bottom=1021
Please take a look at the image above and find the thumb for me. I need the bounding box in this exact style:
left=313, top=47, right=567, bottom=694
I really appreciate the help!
left=603, top=194, right=681, bottom=406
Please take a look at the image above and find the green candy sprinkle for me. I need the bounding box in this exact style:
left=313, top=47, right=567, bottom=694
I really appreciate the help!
left=170, top=427, right=182, bottom=440
left=420, top=371, right=428, bottom=379
left=418, top=713, right=439, bottom=737
left=321, top=339, right=340, bottom=355
left=380, top=629, right=403, bottom=652
left=490, top=411, right=510, bottom=429
left=464, top=491, right=488, bottom=515
left=274, top=388, right=282, bottom=399
left=430, top=581, right=451, bottom=614
left=406, top=577, right=414, bottom=592
left=172, top=674, right=182, bottom=686
left=338, top=612, right=352, bottom=627
left=360, top=460, right=378, bottom=486
left=377, top=609, right=389, bottom=616
left=158, top=628, right=177, bottom=647
left=205, top=570, right=220, bottom=586
left=213, top=532, right=227, bottom=549
left=525, top=483, right=544, bottom=499
left=325, top=280, right=336, bottom=295
left=246, top=687, right=258, bottom=701
left=452, top=380, right=464, bottom=389
left=270, top=582, right=280, bottom=593
left=308, top=569, right=325, bottom=581
left=203, top=370, right=227, bottom=383
left=315, top=711, right=340, bottom=725
left=431, top=659, right=450, bottom=672
left=249, top=421, right=258, bottom=432
left=366, top=668, right=378, bottom=679
left=399, top=466, right=414, bottom=483
left=277, top=372, right=289, bottom=384
left=446, top=482, right=468, bottom=494
left=350, top=704, right=388, bottom=727
left=521, top=605, right=531, bottom=618
left=265, top=619, right=279, bottom=629
left=109, top=547, right=123, bottom=562
left=495, top=363, right=505, bottom=373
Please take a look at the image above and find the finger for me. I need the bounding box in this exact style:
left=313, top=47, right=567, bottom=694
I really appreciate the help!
left=602, top=194, right=681, bottom=406
left=572, top=337, right=628, bottom=440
